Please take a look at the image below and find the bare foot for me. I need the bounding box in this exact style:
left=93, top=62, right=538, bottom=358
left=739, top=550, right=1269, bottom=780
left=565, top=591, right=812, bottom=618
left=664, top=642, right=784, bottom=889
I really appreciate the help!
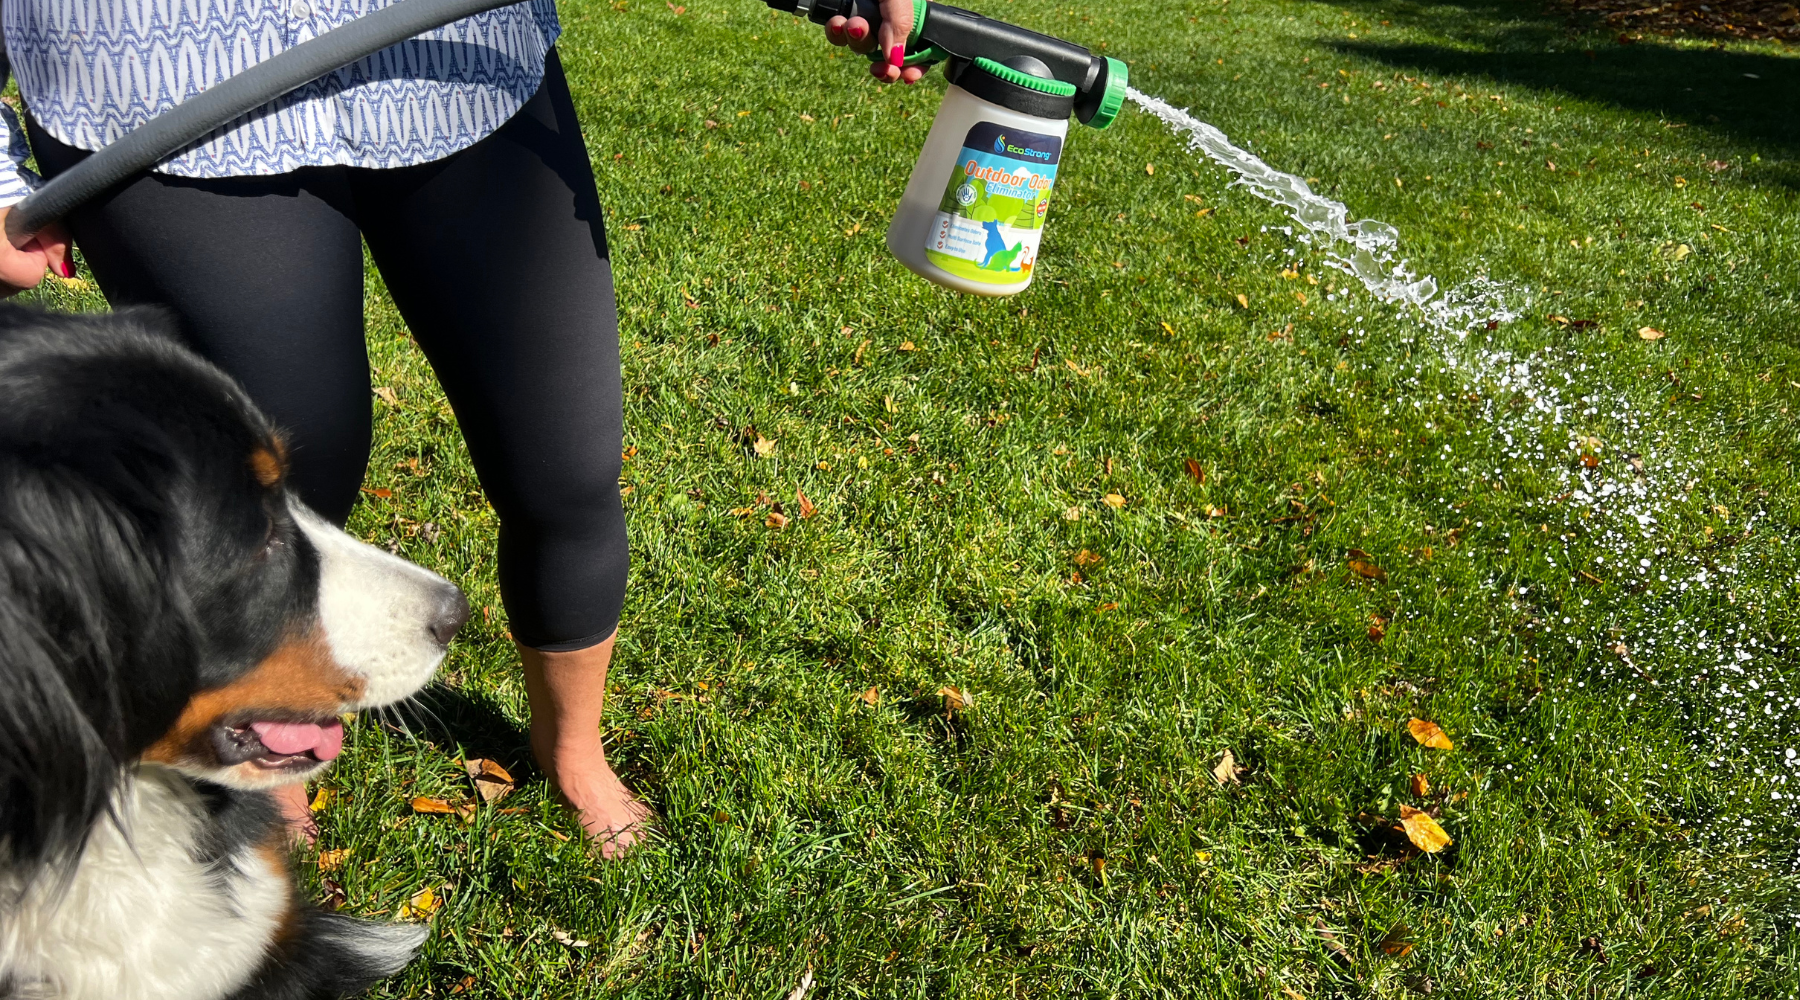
left=272, top=782, right=319, bottom=846
left=518, top=636, right=654, bottom=859
left=537, top=735, right=654, bottom=859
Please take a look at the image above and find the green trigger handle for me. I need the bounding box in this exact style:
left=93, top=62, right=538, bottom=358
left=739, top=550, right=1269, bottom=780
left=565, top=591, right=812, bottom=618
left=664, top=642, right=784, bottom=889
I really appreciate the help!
left=762, top=0, right=1128, bottom=129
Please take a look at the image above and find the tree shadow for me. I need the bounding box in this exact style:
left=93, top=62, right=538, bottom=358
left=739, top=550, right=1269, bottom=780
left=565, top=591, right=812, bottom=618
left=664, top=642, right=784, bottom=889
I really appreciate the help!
left=1318, top=0, right=1799, bottom=184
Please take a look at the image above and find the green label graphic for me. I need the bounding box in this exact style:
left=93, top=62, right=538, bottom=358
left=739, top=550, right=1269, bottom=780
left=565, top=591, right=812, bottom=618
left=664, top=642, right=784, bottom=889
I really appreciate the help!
left=924, top=121, right=1062, bottom=285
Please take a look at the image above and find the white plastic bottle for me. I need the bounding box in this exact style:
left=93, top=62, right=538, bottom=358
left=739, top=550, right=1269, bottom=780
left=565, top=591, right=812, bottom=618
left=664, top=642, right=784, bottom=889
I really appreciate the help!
left=887, top=57, right=1076, bottom=297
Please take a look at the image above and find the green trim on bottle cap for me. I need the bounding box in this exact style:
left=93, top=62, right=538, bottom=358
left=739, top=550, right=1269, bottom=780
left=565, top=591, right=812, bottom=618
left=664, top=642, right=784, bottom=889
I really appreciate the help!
left=1083, top=57, right=1129, bottom=130
left=972, top=57, right=1078, bottom=98
left=909, top=0, right=927, bottom=43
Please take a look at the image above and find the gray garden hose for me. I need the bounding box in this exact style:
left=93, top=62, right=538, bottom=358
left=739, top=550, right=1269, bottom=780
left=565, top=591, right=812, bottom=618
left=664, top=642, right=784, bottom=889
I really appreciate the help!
left=4, top=0, right=519, bottom=244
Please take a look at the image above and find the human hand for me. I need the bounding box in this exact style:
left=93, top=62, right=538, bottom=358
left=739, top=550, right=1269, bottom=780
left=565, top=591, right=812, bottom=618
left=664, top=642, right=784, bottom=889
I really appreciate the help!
left=0, top=207, right=73, bottom=297
left=823, top=0, right=931, bottom=85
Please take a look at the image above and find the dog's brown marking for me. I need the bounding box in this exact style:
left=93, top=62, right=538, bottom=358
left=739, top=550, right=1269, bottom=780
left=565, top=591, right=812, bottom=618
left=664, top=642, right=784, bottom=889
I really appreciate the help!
left=249, top=442, right=286, bottom=488
left=142, top=630, right=365, bottom=766
left=256, top=831, right=303, bottom=945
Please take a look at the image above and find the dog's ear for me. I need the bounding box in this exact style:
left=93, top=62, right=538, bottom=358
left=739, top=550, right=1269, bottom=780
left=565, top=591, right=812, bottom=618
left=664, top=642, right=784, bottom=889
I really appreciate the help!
left=0, top=404, right=199, bottom=872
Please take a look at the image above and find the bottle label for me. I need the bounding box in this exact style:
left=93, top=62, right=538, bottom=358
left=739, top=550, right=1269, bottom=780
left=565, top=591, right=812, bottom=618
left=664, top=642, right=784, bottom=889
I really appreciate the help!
left=924, top=121, right=1061, bottom=285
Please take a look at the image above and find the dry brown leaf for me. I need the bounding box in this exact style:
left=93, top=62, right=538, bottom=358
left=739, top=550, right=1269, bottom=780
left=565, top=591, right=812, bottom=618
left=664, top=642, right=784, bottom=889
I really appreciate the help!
left=1398, top=804, right=1452, bottom=853
left=860, top=686, right=879, bottom=706
left=1212, top=748, right=1246, bottom=786
left=1310, top=916, right=1354, bottom=966
left=753, top=435, right=777, bottom=458
left=1637, top=326, right=1665, bottom=341
left=938, top=686, right=973, bottom=713
left=399, top=885, right=442, bottom=919
left=1407, top=718, right=1454, bottom=750
left=765, top=511, right=790, bottom=529
left=1101, top=493, right=1126, bottom=509
left=1368, top=615, right=1389, bottom=643
left=316, top=848, right=350, bottom=871
left=1411, top=773, right=1431, bottom=797
left=450, top=976, right=477, bottom=995
left=1378, top=920, right=1415, bottom=957
left=898, top=340, right=918, bottom=352
left=372, top=386, right=400, bottom=407
left=411, top=796, right=456, bottom=815
left=797, top=488, right=818, bottom=520
left=1073, top=549, right=1103, bottom=568
left=1183, top=458, right=1205, bottom=484
left=1347, top=559, right=1389, bottom=582
left=464, top=758, right=516, bottom=803
left=1280, top=985, right=1307, bottom=1000
left=1234, top=293, right=1250, bottom=309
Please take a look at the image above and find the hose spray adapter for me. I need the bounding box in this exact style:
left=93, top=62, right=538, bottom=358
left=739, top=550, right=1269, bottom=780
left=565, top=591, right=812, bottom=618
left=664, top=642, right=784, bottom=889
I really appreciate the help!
left=764, top=0, right=1127, bottom=129
left=766, top=0, right=1129, bottom=296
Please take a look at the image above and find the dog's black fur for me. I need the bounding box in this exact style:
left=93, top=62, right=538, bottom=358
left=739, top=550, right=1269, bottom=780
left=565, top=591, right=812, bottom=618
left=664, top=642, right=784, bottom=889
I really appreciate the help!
left=0, top=304, right=438, bottom=998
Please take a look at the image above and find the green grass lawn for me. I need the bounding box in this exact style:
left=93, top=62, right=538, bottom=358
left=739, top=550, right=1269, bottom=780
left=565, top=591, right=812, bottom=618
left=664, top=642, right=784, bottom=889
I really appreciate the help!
left=30, top=0, right=1800, bottom=994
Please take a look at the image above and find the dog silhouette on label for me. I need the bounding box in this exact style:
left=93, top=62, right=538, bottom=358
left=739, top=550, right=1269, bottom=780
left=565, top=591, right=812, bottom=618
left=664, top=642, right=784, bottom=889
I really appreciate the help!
left=979, top=221, right=1023, bottom=272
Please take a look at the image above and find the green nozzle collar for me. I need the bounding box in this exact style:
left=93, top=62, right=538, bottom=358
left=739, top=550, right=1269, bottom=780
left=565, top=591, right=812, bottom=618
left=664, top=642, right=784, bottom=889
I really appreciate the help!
left=1085, top=57, right=1128, bottom=130
left=971, top=57, right=1078, bottom=98
left=910, top=0, right=926, bottom=43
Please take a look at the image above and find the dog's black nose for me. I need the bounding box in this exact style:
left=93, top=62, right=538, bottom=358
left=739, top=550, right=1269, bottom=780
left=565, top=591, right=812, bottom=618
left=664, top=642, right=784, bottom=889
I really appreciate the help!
left=429, top=587, right=471, bottom=647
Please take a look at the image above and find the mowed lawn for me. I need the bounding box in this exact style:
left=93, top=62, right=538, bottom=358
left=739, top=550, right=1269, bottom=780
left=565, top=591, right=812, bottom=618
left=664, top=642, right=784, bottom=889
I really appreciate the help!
left=28, top=0, right=1800, bottom=995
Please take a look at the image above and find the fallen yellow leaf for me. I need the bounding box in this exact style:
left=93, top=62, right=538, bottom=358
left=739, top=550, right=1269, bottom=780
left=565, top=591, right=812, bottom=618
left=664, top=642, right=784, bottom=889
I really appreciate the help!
left=1411, top=773, right=1431, bottom=797
left=1637, top=326, right=1666, bottom=341
left=860, top=686, right=879, bottom=706
left=1101, top=493, right=1126, bottom=509
left=1234, top=293, right=1250, bottom=309
left=753, top=435, right=778, bottom=458
left=400, top=885, right=442, bottom=919
left=316, top=848, right=351, bottom=871
left=411, top=796, right=455, bottom=815
left=309, top=788, right=333, bottom=812
left=1407, top=718, right=1454, bottom=750
left=1398, top=804, right=1452, bottom=853
left=765, top=511, right=790, bottom=529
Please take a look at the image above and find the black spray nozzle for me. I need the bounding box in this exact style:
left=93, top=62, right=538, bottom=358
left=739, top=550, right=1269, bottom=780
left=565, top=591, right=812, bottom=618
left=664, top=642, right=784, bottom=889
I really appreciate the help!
left=764, top=0, right=1127, bottom=128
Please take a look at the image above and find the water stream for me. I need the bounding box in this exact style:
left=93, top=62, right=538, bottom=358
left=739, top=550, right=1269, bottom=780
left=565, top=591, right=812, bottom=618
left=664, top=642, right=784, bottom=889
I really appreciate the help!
left=1126, top=89, right=1797, bottom=879
left=1125, top=88, right=1518, bottom=331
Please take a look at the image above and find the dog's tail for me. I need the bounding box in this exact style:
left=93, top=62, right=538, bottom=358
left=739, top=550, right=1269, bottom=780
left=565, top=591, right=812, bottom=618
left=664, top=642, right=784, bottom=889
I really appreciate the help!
left=232, top=910, right=428, bottom=1000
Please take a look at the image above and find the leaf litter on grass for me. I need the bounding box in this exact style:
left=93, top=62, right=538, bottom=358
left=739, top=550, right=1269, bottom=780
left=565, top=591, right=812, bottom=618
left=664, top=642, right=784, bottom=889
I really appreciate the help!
left=1132, top=79, right=1800, bottom=908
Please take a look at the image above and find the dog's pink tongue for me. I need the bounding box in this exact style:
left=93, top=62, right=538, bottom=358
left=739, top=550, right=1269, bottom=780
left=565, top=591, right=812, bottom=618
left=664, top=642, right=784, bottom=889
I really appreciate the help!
left=249, top=720, right=344, bottom=761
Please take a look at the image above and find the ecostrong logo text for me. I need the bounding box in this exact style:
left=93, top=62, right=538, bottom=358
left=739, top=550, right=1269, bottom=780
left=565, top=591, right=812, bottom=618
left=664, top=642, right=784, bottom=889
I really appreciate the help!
left=992, top=134, right=1054, bottom=162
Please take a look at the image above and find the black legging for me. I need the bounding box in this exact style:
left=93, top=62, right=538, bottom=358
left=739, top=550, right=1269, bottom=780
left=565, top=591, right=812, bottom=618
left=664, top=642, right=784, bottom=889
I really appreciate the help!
left=28, top=50, right=627, bottom=652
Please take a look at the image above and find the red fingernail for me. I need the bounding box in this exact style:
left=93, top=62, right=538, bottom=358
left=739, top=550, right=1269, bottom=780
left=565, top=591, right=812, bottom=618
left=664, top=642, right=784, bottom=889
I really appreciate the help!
left=849, top=23, right=865, bottom=39
left=889, top=45, right=905, bottom=68
left=59, top=259, right=74, bottom=279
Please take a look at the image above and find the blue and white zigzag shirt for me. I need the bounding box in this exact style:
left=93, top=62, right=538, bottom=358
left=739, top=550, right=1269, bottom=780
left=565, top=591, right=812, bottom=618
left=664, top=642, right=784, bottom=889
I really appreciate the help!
left=0, top=0, right=561, bottom=206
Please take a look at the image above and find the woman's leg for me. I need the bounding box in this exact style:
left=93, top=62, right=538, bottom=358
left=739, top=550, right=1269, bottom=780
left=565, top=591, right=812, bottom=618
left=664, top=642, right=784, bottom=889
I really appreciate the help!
left=27, top=125, right=370, bottom=838
left=26, top=123, right=372, bottom=524
left=349, top=52, right=645, bottom=854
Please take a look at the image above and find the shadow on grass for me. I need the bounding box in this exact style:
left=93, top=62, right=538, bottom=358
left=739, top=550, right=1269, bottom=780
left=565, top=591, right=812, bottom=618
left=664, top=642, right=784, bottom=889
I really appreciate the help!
left=395, top=684, right=534, bottom=774
left=1319, top=0, right=1800, bottom=184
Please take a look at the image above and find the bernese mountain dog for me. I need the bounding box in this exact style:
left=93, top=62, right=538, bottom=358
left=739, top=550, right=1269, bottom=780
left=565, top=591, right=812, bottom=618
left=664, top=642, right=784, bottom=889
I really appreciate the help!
left=0, top=304, right=469, bottom=999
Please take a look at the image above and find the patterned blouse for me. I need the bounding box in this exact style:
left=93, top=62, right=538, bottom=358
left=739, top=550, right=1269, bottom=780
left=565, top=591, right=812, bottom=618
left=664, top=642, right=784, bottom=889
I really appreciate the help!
left=0, top=0, right=561, bottom=206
